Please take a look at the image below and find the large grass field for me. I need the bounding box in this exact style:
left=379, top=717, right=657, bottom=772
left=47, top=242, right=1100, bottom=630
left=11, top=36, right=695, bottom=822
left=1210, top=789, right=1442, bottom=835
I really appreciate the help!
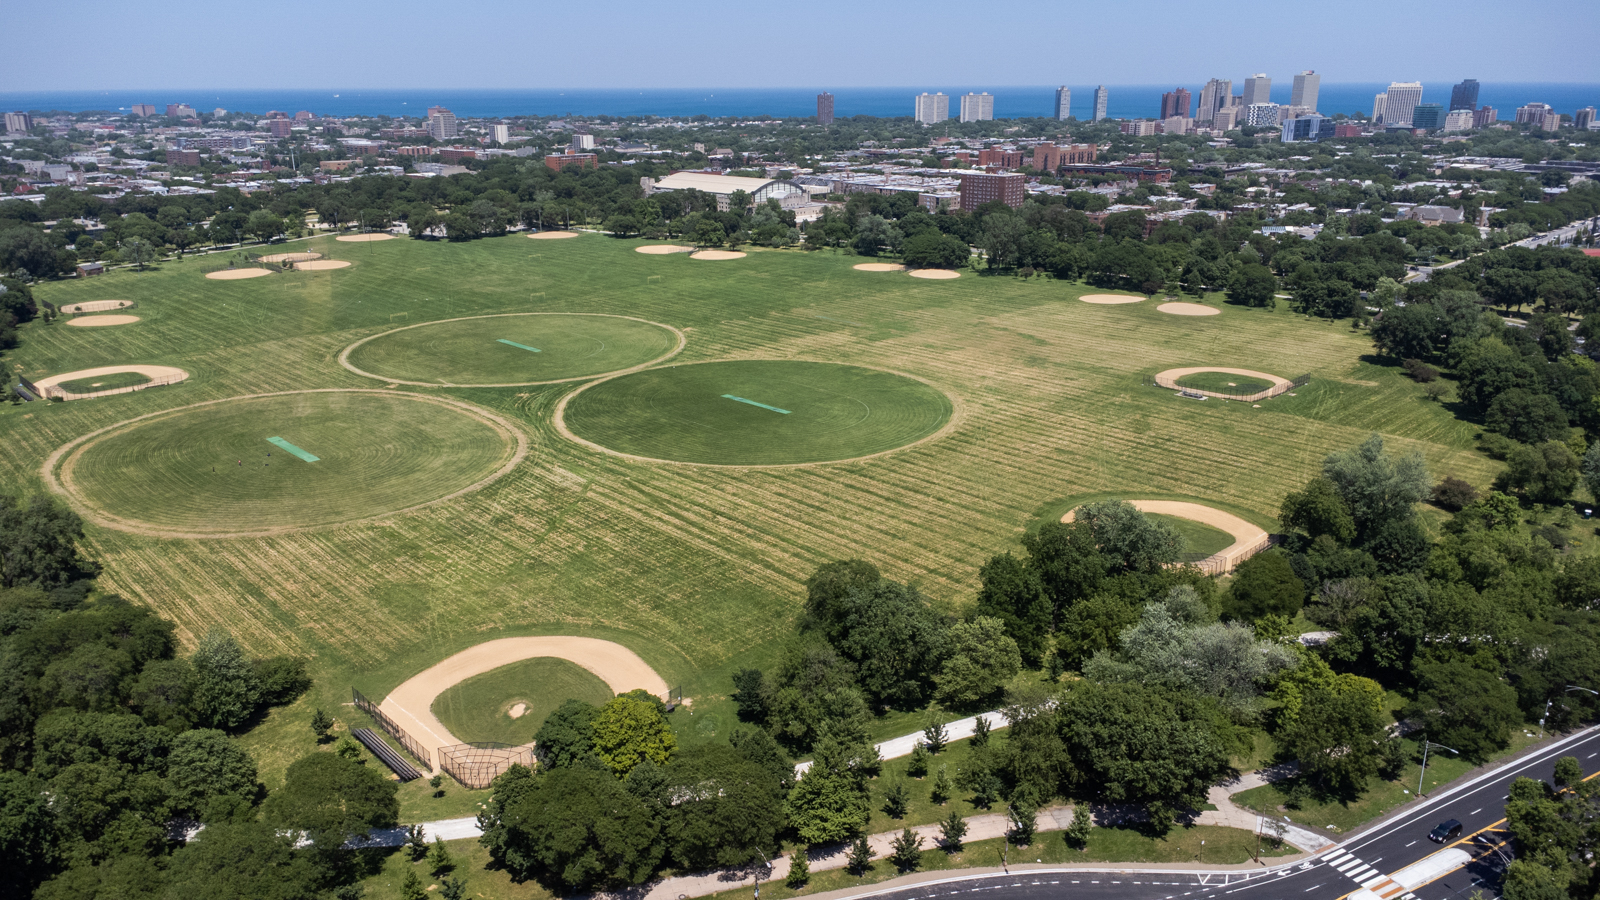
left=2, top=231, right=1501, bottom=791
left=430, top=657, right=614, bottom=746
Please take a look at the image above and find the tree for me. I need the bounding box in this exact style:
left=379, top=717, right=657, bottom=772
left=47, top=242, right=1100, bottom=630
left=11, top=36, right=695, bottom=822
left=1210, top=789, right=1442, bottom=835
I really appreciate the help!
left=664, top=744, right=785, bottom=869
left=1498, top=441, right=1581, bottom=505
left=245, top=210, right=284, bottom=243
left=440, top=875, right=468, bottom=900
left=889, top=827, right=923, bottom=872
left=1402, top=661, right=1521, bottom=762
left=406, top=824, right=427, bottom=860
left=881, top=778, right=910, bottom=818
left=730, top=668, right=769, bottom=722
left=1070, top=501, right=1183, bottom=573
left=901, top=231, right=969, bottom=269
left=1224, top=552, right=1306, bottom=621
left=830, top=579, right=950, bottom=710
left=1431, top=476, right=1479, bottom=512
left=262, top=752, right=399, bottom=850
left=1065, top=804, right=1093, bottom=849
left=400, top=868, right=427, bottom=900
left=922, top=719, right=948, bottom=754
left=931, top=764, right=953, bottom=804
left=974, top=554, right=1052, bottom=666
left=1056, top=681, right=1234, bottom=812
left=935, top=616, right=1021, bottom=709
left=1008, top=798, right=1038, bottom=845
left=592, top=695, right=676, bottom=777
left=533, top=699, right=599, bottom=768
left=1486, top=388, right=1569, bottom=444
left=1279, top=477, right=1357, bottom=544
left=430, top=773, right=445, bottom=798
left=1322, top=435, right=1431, bottom=541
left=934, top=807, right=960, bottom=845
left=429, top=835, right=455, bottom=876
left=310, top=708, right=333, bottom=743
left=971, top=715, right=991, bottom=748
left=785, top=759, right=871, bottom=844
left=0, top=493, right=97, bottom=588
left=494, top=765, right=664, bottom=892
left=785, top=846, right=811, bottom=887
left=189, top=627, right=262, bottom=731
left=1584, top=441, right=1600, bottom=502
left=162, top=821, right=324, bottom=900
left=1279, top=678, right=1388, bottom=798
left=846, top=834, right=874, bottom=875
left=122, top=238, right=155, bottom=270
left=906, top=743, right=930, bottom=777
left=1227, top=263, right=1277, bottom=307
left=0, top=771, right=56, bottom=897
left=166, top=728, right=262, bottom=819
left=1022, top=521, right=1110, bottom=618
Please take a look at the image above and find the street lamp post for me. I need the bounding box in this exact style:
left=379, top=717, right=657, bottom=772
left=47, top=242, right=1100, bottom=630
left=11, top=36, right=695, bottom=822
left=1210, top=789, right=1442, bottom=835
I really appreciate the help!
left=1418, top=740, right=1459, bottom=798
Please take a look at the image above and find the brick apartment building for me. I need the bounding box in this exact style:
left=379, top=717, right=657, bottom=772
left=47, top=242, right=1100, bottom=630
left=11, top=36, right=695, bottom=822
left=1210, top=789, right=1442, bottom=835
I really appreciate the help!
left=438, top=147, right=477, bottom=163
left=976, top=148, right=1024, bottom=169
left=959, top=171, right=1026, bottom=209
left=545, top=152, right=599, bottom=172
left=165, top=149, right=201, bottom=166
left=1031, top=142, right=1097, bottom=172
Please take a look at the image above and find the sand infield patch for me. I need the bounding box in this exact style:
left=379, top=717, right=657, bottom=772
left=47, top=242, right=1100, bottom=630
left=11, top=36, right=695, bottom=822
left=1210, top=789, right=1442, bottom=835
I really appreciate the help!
left=294, top=259, right=352, bottom=271
left=380, top=636, right=668, bottom=771
left=528, top=230, right=580, bottom=240
left=635, top=244, right=695, bottom=255
left=1155, top=367, right=1292, bottom=402
left=67, top=315, right=140, bottom=327
left=336, top=233, right=395, bottom=242
left=1063, top=499, right=1269, bottom=573
left=60, top=300, right=133, bottom=314
left=205, top=268, right=273, bottom=281
left=909, top=269, right=960, bottom=280
left=1080, top=294, right=1145, bottom=304
left=1158, top=302, right=1220, bottom=316
left=690, top=250, right=746, bottom=260
left=259, top=251, right=321, bottom=264
left=33, top=365, right=188, bottom=400
left=853, top=262, right=906, bottom=272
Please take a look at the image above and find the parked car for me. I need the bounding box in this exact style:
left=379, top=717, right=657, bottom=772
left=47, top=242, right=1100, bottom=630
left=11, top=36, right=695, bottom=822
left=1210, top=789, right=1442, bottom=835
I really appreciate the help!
left=1428, top=819, right=1463, bottom=843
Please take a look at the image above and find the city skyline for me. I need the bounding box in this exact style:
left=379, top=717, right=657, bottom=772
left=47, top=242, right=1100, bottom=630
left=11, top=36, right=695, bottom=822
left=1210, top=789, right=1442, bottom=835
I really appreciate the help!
left=4, top=0, right=1595, bottom=91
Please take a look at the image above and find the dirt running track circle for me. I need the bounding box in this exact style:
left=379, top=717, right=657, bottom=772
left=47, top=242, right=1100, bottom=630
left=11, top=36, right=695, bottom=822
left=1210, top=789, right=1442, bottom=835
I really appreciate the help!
left=1156, top=367, right=1292, bottom=401
left=690, top=250, right=745, bottom=260
left=853, top=263, right=905, bottom=272
left=1063, top=500, right=1269, bottom=572
left=909, top=269, right=960, bottom=280
left=205, top=268, right=273, bottom=280
left=1080, top=294, right=1144, bottom=304
left=295, top=259, right=352, bottom=271
left=635, top=244, right=694, bottom=254
left=337, top=233, right=395, bottom=242
left=381, top=636, right=669, bottom=771
left=34, top=365, right=188, bottom=399
left=528, top=231, right=580, bottom=239
left=67, top=315, right=140, bottom=327
left=1158, top=302, right=1220, bottom=316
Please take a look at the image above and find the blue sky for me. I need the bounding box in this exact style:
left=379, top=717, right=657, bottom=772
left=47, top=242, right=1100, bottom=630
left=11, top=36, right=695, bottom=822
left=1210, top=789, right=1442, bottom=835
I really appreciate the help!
left=6, top=0, right=1597, bottom=91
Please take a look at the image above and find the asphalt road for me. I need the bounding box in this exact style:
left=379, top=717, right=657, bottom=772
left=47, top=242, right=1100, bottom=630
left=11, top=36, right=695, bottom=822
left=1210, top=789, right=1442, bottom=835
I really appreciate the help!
left=848, top=727, right=1600, bottom=900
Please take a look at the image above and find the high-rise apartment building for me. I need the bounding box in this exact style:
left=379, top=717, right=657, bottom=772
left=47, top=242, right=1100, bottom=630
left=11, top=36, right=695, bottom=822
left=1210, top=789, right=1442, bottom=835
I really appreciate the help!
left=914, top=92, right=949, bottom=125
left=1473, top=106, right=1498, bottom=128
left=960, top=93, right=994, bottom=123
left=1449, top=79, right=1480, bottom=111
left=1290, top=71, right=1320, bottom=112
left=817, top=92, right=834, bottom=126
left=959, top=171, right=1025, bottom=210
left=426, top=106, right=458, bottom=140
left=1092, top=86, right=1109, bottom=122
left=130, top=103, right=155, bottom=117
left=1031, top=142, right=1096, bottom=171
left=1243, top=103, right=1281, bottom=128
left=1213, top=106, right=1240, bottom=131
left=570, top=133, right=596, bottom=151
left=4, top=112, right=32, bottom=134
left=1411, top=104, right=1445, bottom=130
left=1442, top=109, right=1475, bottom=132
left=1372, top=92, right=1388, bottom=124
left=1382, top=82, right=1424, bottom=127
left=1054, top=86, right=1071, bottom=121
left=165, top=103, right=196, bottom=118
left=1243, top=74, right=1272, bottom=106
left=1516, top=103, right=1560, bottom=131
left=1281, top=114, right=1332, bottom=143
left=488, top=124, right=510, bottom=143
left=1196, top=79, right=1231, bottom=123
left=268, top=119, right=292, bottom=138
left=1160, top=88, right=1191, bottom=120
left=1577, top=107, right=1598, bottom=131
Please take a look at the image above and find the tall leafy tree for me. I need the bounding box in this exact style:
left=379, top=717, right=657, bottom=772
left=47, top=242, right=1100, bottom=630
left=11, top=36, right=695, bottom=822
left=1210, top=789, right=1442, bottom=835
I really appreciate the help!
left=974, top=553, right=1052, bottom=666
left=495, top=766, right=664, bottom=892
left=189, top=627, right=262, bottom=731
left=592, top=695, right=676, bottom=777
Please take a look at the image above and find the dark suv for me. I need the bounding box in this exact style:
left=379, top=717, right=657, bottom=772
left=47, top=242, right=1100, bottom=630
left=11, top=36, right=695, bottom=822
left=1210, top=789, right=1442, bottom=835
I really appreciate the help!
left=1428, top=819, right=1463, bottom=843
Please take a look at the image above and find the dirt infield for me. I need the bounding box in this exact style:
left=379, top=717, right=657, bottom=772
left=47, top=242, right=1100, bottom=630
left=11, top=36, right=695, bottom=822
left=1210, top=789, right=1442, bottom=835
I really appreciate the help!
left=33, top=365, right=189, bottom=400
left=294, top=259, right=352, bottom=271
left=59, top=300, right=132, bottom=314
left=1155, top=367, right=1292, bottom=402
left=1157, top=302, right=1221, bottom=316
left=336, top=233, right=395, bottom=242
left=259, top=251, right=321, bottom=264
left=1079, top=294, right=1145, bottom=304
left=853, top=263, right=906, bottom=272
left=909, top=269, right=960, bottom=280
left=690, top=250, right=746, bottom=260
left=1063, top=499, right=1269, bottom=574
left=380, top=636, right=669, bottom=771
left=205, top=268, right=273, bottom=281
left=528, top=231, right=580, bottom=240
left=635, top=244, right=695, bottom=255
left=66, top=315, right=140, bottom=327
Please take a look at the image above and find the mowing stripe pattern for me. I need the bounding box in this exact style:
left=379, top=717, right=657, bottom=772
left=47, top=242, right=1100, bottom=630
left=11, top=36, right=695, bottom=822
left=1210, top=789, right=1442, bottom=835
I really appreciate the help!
left=267, top=436, right=321, bottom=462
left=496, top=339, right=542, bottom=353
left=721, top=394, right=791, bottom=414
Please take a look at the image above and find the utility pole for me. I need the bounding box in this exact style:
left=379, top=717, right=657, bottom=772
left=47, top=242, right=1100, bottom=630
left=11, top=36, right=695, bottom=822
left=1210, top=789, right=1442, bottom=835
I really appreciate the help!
left=1418, top=740, right=1459, bottom=798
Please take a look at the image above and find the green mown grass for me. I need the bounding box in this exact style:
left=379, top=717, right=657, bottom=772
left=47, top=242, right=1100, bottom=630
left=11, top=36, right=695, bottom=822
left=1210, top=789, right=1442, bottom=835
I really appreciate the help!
left=561, top=360, right=954, bottom=465
left=430, top=657, right=615, bottom=746
left=1174, top=372, right=1273, bottom=395
left=6, top=235, right=1501, bottom=790
left=59, top=371, right=152, bottom=393
left=345, top=312, right=680, bottom=385
left=1146, top=513, right=1236, bottom=557
left=62, top=391, right=517, bottom=533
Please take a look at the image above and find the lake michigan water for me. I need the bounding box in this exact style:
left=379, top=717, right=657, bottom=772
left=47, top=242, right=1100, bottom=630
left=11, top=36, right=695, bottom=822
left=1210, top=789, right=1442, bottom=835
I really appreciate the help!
left=2, top=85, right=1597, bottom=122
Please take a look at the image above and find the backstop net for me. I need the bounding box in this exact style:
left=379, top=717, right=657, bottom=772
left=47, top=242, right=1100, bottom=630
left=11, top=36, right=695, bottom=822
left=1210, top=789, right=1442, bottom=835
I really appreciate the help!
left=439, top=742, right=535, bottom=789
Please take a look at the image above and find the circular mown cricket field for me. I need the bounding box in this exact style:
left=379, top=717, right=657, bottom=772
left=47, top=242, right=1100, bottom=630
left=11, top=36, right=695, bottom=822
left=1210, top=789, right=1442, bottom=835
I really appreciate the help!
left=50, top=390, right=524, bottom=537
left=558, top=360, right=954, bottom=466
left=340, top=313, right=684, bottom=387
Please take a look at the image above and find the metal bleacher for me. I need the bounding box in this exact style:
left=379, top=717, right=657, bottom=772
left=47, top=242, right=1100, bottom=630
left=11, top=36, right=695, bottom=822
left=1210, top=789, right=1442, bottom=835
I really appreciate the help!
left=352, top=727, right=423, bottom=781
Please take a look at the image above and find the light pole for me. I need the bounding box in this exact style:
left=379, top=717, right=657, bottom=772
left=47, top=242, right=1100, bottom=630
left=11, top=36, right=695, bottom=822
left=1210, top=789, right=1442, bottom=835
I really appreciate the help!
left=751, top=848, right=770, bottom=900
left=1546, top=685, right=1600, bottom=737
left=1418, top=740, right=1459, bottom=798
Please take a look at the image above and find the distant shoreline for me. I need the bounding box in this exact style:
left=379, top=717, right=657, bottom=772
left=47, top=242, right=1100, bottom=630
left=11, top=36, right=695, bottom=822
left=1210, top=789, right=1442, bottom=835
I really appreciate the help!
left=3, top=83, right=1596, bottom=121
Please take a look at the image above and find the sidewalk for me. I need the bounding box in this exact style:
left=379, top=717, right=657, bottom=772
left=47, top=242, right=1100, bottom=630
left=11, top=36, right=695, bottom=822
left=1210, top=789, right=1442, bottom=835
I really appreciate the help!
left=795, top=710, right=1005, bottom=775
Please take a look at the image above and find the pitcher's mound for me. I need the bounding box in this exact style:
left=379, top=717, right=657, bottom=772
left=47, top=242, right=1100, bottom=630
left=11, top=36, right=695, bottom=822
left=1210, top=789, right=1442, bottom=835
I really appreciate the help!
left=206, top=269, right=272, bottom=280
left=337, top=233, right=395, bottom=242
left=853, top=263, right=906, bottom=272
left=1080, top=294, right=1144, bottom=304
left=295, top=259, right=352, bottom=271
left=528, top=231, right=580, bottom=240
left=60, top=300, right=132, bottom=314
left=67, top=315, right=140, bottom=327
left=260, top=251, right=320, bottom=264
left=1158, top=302, right=1220, bottom=316
left=636, top=244, right=694, bottom=255
left=690, top=250, right=746, bottom=260
left=909, top=269, right=960, bottom=280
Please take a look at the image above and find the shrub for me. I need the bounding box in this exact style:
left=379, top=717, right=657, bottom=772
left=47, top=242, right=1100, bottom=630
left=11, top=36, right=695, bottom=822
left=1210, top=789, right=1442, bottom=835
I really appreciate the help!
left=1432, top=476, right=1479, bottom=512
left=1402, top=358, right=1439, bottom=382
